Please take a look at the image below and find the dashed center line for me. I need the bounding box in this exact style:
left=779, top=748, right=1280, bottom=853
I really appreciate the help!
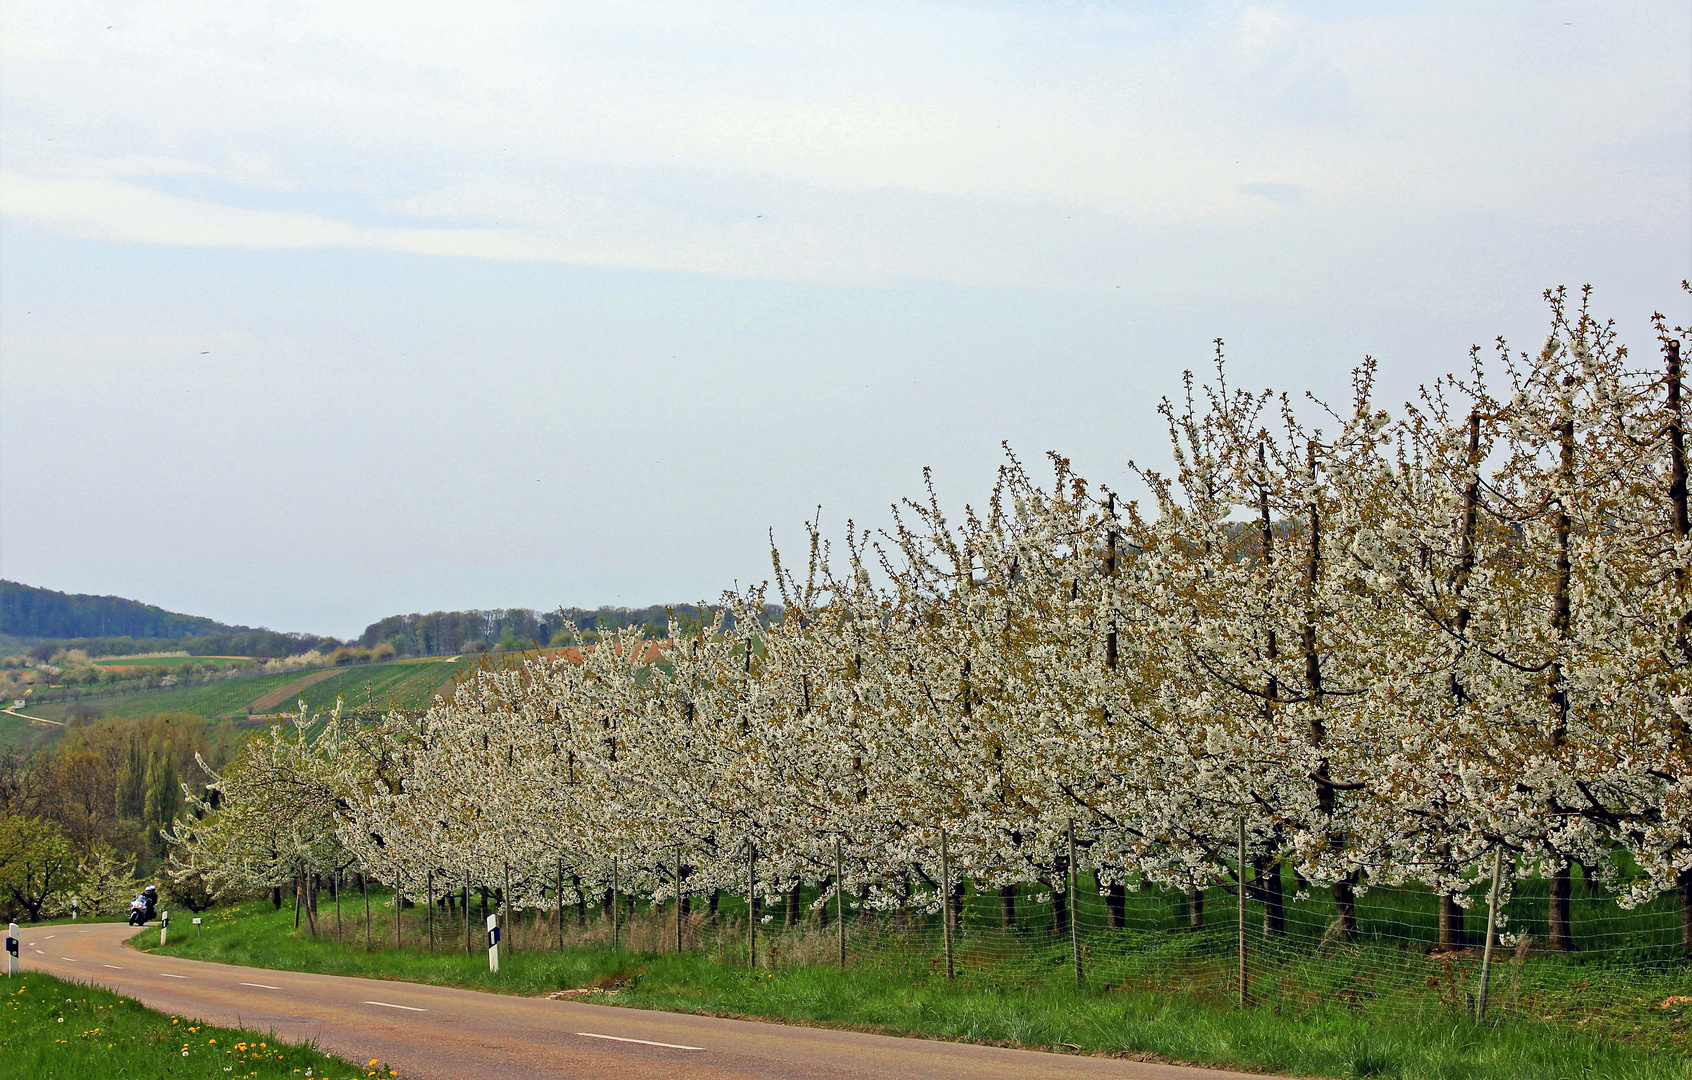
left=102, top=965, right=123, bottom=970
left=157, top=973, right=189, bottom=979
left=59, top=957, right=76, bottom=962
left=240, top=982, right=281, bottom=989
left=364, top=1001, right=425, bottom=1012
left=576, top=1032, right=704, bottom=1051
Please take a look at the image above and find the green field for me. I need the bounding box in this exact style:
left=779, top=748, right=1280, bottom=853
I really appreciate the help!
left=0, top=711, right=64, bottom=752
left=0, top=659, right=466, bottom=746
left=282, top=659, right=463, bottom=715
left=18, top=670, right=320, bottom=723
left=0, top=970, right=397, bottom=1080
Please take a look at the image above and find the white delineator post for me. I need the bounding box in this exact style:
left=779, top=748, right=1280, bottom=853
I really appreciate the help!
left=160, top=911, right=170, bottom=947
left=6, top=922, right=17, bottom=975
left=486, top=912, right=501, bottom=973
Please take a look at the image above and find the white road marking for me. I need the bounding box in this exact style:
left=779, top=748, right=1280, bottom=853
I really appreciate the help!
left=240, top=982, right=280, bottom=989
left=576, top=1032, right=704, bottom=1051
left=158, top=973, right=189, bottom=979
left=32, top=949, right=44, bottom=954
left=103, top=965, right=123, bottom=970
left=60, top=957, right=76, bottom=962
left=364, top=1001, right=425, bottom=1012
left=43, top=935, right=55, bottom=940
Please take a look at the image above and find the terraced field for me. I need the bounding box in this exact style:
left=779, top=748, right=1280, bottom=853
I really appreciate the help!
left=280, top=657, right=465, bottom=715
left=19, top=670, right=320, bottom=722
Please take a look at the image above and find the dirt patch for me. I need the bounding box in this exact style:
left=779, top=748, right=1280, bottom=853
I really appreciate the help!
left=246, top=668, right=340, bottom=713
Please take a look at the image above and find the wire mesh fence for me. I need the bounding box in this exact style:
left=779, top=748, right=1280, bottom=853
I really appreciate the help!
left=297, top=850, right=1688, bottom=1044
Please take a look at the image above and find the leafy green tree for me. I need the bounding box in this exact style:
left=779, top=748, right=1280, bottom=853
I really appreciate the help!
left=114, top=736, right=145, bottom=821
left=142, top=741, right=182, bottom=856
left=0, top=815, right=80, bottom=921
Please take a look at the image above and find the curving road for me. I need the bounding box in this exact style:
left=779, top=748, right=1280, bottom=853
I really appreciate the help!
left=22, top=922, right=1275, bottom=1080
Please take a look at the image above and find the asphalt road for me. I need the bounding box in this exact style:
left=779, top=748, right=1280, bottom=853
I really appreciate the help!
left=22, top=922, right=1273, bottom=1080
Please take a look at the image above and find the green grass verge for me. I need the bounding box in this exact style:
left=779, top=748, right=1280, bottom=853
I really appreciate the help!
left=137, top=896, right=1692, bottom=1080
left=0, top=969, right=401, bottom=1080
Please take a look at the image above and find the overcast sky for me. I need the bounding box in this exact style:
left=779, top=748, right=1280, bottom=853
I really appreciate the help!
left=1, top=1, right=1687, bottom=639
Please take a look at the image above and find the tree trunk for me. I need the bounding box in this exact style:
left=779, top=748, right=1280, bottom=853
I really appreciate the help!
left=1680, top=866, right=1692, bottom=956
left=999, top=884, right=1017, bottom=930
left=1255, top=857, right=1285, bottom=938
left=709, top=889, right=720, bottom=917
left=1104, top=879, right=1125, bottom=929
left=949, top=876, right=966, bottom=931
left=271, top=886, right=282, bottom=911
left=1437, top=893, right=1468, bottom=951
left=1548, top=865, right=1576, bottom=952
left=1188, top=885, right=1204, bottom=929
left=1333, top=873, right=1357, bottom=942
left=1050, top=864, right=1069, bottom=938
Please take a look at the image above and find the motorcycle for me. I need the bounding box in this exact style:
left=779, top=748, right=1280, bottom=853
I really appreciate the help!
left=127, top=897, right=148, bottom=926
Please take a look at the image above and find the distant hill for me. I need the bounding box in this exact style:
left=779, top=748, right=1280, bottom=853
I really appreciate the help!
left=0, top=581, right=338, bottom=659
left=1, top=580, right=237, bottom=640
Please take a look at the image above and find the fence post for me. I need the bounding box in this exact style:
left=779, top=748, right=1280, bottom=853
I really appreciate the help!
left=395, top=880, right=402, bottom=950
left=612, top=858, right=620, bottom=953
left=363, top=874, right=371, bottom=949
left=747, top=845, right=758, bottom=969
left=939, top=830, right=955, bottom=979
left=675, top=844, right=684, bottom=954
left=835, top=836, right=846, bottom=970
left=557, top=858, right=565, bottom=952
left=1068, top=819, right=1081, bottom=987
left=1476, top=846, right=1505, bottom=1020
left=463, top=885, right=472, bottom=955
left=1237, top=815, right=1248, bottom=1008
left=334, top=873, right=341, bottom=943
left=427, top=871, right=434, bottom=952
left=502, top=862, right=511, bottom=955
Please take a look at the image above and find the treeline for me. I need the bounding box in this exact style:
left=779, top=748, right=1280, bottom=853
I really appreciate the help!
left=1, top=581, right=339, bottom=660
left=1, top=581, right=235, bottom=640
left=19, top=630, right=341, bottom=662
left=359, top=604, right=778, bottom=656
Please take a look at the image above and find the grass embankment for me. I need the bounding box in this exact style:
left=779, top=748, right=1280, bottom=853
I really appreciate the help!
left=138, top=895, right=1691, bottom=1080
left=0, top=970, right=399, bottom=1080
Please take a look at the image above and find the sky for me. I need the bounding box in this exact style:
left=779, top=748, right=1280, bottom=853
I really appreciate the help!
left=1, top=1, right=1688, bottom=639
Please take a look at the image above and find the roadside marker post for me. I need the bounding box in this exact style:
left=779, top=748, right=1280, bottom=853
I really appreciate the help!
left=192, top=917, right=203, bottom=939
left=486, top=912, right=501, bottom=973
left=160, top=911, right=170, bottom=947
left=6, top=923, right=17, bottom=975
